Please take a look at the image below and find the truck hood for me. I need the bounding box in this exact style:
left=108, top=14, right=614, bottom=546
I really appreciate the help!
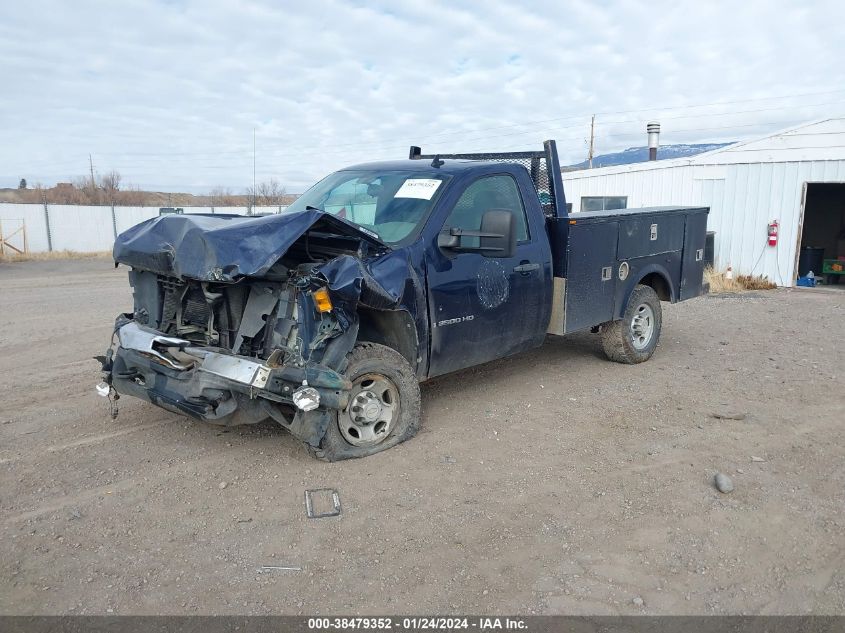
left=112, top=209, right=387, bottom=281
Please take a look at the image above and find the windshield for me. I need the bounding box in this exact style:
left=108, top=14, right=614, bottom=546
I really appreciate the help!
left=285, top=169, right=451, bottom=244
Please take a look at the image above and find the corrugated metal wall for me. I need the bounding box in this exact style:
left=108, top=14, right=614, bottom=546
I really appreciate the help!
left=0, top=204, right=289, bottom=255
left=563, top=160, right=845, bottom=286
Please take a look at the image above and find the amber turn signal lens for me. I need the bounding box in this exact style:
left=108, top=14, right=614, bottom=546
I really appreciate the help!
left=313, top=287, right=333, bottom=313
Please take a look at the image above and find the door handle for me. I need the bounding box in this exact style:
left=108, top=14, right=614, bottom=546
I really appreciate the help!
left=513, top=262, right=540, bottom=274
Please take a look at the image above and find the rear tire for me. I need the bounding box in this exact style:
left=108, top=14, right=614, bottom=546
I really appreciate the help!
left=601, top=284, right=662, bottom=364
left=307, top=342, right=421, bottom=462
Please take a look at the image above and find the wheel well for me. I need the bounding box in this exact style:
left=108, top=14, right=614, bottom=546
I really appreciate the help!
left=638, top=272, right=672, bottom=301
left=357, top=308, right=418, bottom=368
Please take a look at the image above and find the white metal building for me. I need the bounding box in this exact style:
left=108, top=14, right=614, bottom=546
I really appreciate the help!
left=561, top=118, right=845, bottom=286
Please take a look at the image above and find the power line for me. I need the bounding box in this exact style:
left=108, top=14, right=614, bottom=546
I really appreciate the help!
left=400, top=101, right=845, bottom=155
left=388, top=88, right=845, bottom=145
left=67, top=104, right=845, bottom=170
left=229, top=88, right=845, bottom=153
left=13, top=105, right=845, bottom=179
left=25, top=99, right=842, bottom=172
left=82, top=88, right=845, bottom=160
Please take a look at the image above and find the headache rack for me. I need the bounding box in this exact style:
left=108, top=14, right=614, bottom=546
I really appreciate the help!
left=408, top=139, right=568, bottom=219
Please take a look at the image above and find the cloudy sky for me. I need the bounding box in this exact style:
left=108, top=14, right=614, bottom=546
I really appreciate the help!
left=2, top=0, right=844, bottom=193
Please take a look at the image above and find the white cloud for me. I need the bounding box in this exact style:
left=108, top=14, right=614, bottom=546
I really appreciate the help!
left=1, top=0, right=844, bottom=192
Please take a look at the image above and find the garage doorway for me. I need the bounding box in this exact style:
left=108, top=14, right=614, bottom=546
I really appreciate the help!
left=797, top=183, right=845, bottom=285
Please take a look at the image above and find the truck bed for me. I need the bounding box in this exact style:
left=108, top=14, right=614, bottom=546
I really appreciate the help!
left=549, top=205, right=709, bottom=335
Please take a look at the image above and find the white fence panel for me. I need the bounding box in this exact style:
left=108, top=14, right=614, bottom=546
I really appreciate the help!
left=115, top=207, right=158, bottom=234
left=1, top=202, right=292, bottom=254
left=253, top=205, right=289, bottom=214
left=48, top=205, right=114, bottom=252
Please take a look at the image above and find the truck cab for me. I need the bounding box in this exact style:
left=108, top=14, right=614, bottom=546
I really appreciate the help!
left=316, top=158, right=554, bottom=378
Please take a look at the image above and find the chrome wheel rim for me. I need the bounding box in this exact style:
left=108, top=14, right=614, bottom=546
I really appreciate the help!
left=630, top=303, right=655, bottom=350
left=340, top=373, right=399, bottom=447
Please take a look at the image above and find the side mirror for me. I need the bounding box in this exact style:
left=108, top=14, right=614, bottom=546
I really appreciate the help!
left=437, top=209, right=517, bottom=258
left=479, top=209, right=516, bottom=258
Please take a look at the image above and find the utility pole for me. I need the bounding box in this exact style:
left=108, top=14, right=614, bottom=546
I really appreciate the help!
left=89, top=154, right=96, bottom=188
left=253, top=128, right=257, bottom=212
left=587, top=115, right=595, bottom=169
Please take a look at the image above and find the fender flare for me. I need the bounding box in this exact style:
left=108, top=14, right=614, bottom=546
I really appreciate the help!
left=619, top=264, right=676, bottom=317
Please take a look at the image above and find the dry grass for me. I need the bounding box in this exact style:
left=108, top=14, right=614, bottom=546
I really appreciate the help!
left=735, top=274, right=777, bottom=290
left=704, top=266, right=743, bottom=293
left=704, top=266, right=777, bottom=293
left=0, top=250, right=111, bottom=264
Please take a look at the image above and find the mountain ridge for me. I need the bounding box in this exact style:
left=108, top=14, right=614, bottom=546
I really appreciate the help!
left=567, top=142, right=733, bottom=170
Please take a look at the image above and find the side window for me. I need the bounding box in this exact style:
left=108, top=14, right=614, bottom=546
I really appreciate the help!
left=444, top=175, right=530, bottom=246
left=581, top=196, right=627, bottom=212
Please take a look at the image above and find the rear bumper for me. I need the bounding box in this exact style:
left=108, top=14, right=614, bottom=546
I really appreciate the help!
left=107, top=320, right=351, bottom=426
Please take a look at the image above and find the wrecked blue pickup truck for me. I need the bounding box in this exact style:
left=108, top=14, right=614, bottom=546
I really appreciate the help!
left=100, top=141, right=708, bottom=460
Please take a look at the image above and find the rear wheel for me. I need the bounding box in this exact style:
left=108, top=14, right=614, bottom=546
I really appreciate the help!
left=601, top=284, right=662, bottom=364
left=307, top=342, right=421, bottom=462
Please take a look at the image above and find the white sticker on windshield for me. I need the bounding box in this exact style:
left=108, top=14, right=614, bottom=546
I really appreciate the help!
left=394, top=179, right=442, bottom=200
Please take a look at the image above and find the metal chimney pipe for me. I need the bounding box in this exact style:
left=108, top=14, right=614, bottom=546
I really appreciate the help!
left=647, top=122, right=660, bottom=161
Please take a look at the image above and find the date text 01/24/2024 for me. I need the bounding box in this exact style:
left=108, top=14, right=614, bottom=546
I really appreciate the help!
left=307, top=617, right=528, bottom=630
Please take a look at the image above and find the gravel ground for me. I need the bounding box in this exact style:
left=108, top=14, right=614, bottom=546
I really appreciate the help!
left=0, top=258, right=843, bottom=615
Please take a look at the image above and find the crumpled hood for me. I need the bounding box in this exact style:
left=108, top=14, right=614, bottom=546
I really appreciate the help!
left=112, top=210, right=386, bottom=281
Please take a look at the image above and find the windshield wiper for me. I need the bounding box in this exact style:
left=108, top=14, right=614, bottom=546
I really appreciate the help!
left=306, top=205, right=323, bottom=212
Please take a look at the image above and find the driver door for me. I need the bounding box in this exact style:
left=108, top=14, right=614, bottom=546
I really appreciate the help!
left=426, top=174, right=546, bottom=377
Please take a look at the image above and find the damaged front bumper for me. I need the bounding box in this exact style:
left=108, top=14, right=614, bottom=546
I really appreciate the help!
left=101, top=319, right=352, bottom=445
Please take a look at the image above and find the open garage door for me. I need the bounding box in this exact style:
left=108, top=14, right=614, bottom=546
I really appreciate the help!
left=797, top=183, right=845, bottom=285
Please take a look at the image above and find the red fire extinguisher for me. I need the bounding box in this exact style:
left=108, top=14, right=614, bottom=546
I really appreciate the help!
left=767, top=220, right=779, bottom=247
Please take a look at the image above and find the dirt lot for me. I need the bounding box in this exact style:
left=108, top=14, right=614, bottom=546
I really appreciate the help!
left=1, top=258, right=843, bottom=615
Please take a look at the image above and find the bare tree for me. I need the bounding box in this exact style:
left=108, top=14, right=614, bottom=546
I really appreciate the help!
left=99, top=170, right=121, bottom=196
left=59, top=170, right=126, bottom=204
left=32, top=182, right=46, bottom=204
left=69, top=177, right=98, bottom=204
left=209, top=186, right=238, bottom=206
left=57, top=170, right=127, bottom=204
left=247, top=179, right=287, bottom=206
left=19, top=171, right=237, bottom=207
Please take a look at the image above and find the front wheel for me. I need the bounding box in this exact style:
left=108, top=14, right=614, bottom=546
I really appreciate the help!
left=601, top=284, right=662, bottom=364
left=307, top=342, right=421, bottom=462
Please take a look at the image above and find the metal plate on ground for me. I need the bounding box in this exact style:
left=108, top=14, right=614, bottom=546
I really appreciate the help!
left=305, top=489, right=342, bottom=518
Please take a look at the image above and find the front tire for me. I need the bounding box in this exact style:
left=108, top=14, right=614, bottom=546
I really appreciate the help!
left=601, top=284, right=662, bottom=364
left=307, top=342, right=421, bottom=462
